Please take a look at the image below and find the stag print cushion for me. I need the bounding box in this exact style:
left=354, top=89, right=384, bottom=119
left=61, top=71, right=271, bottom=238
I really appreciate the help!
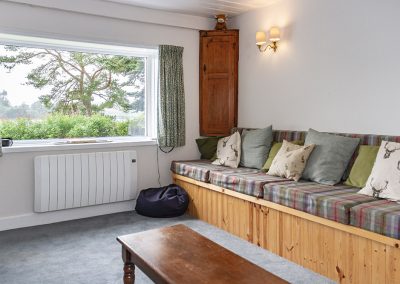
left=267, top=140, right=316, bottom=181
left=359, top=141, right=400, bottom=201
left=212, top=132, right=241, bottom=168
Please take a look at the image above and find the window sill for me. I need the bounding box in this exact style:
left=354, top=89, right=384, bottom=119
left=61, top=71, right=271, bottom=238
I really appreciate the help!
left=1, top=137, right=157, bottom=154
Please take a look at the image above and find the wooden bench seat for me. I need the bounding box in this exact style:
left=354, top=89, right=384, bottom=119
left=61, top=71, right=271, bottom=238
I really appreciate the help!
left=173, top=173, right=400, bottom=284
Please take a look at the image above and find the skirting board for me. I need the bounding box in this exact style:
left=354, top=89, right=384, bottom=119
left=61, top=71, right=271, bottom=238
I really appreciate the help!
left=0, top=200, right=135, bottom=232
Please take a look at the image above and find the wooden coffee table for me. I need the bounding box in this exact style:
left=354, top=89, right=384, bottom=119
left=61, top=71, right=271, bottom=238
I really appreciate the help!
left=117, top=224, right=287, bottom=284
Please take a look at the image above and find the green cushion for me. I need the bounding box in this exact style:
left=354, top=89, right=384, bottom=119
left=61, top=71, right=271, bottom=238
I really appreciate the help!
left=262, top=142, right=282, bottom=171
left=262, top=140, right=303, bottom=171
left=240, top=126, right=273, bottom=169
left=302, top=129, right=360, bottom=185
left=344, top=145, right=379, bottom=188
left=196, top=137, right=222, bottom=160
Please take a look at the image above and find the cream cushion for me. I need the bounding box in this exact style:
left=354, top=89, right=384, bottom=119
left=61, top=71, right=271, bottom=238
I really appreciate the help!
left=212, top=132, right=241, bottom=168
left=268, top=140, right=315, bottom=181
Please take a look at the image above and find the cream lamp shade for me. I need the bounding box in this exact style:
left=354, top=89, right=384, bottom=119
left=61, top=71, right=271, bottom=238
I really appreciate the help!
left=269, top=27, right=280, bottom=42
left=256, top=31, right=267, bottom=45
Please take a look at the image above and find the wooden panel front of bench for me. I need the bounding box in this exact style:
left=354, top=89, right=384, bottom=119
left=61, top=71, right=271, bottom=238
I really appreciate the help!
left=172, top=173, right=400, bottom=284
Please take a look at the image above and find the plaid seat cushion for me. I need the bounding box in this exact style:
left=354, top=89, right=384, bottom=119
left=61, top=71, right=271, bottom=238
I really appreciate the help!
left=264, top=181, right=358, bottom=216
left=264, top=182, right=378, bottom=224
left=171, top=160, right=229, bottom=182
left=171, top=160, right=263, bottom=183
left=210, top=170, right=288, bottom=198
left=315, top=192, right=377, bottom=224
left=350, top=199, right=400, bottom=239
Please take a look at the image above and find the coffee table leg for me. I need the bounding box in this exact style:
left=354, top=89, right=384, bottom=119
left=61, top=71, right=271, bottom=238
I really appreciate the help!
left=122, top=247, right=135, bottom=284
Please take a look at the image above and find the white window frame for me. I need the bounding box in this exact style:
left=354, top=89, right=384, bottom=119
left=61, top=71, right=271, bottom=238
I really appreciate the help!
left=0, top=33, right=158, bottom=139
left=145, top=49, right=158, bottom=139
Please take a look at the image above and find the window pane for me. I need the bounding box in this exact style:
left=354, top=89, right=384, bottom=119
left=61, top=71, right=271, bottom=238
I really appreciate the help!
left=0, top=43, right=148, bottom=140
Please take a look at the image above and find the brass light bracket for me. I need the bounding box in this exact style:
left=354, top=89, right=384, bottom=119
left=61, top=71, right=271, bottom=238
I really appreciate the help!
left=257, top=41, right=278, bottom=53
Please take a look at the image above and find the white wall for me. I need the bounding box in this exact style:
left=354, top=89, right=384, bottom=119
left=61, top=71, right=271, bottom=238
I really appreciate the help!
left=0, top=1, right=210, bottom=230
left=232, top=0, right=400, bottom=135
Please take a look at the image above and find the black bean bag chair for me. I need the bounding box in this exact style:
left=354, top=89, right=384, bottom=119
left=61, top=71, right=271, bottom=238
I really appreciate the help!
left=135, top=184, right=189, bottom=218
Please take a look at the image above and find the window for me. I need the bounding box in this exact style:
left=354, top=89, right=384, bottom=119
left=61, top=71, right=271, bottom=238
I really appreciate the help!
left=0, top=34, right=158, bottom=141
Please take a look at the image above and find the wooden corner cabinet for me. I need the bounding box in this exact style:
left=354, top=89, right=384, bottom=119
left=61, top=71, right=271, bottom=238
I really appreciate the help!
left=199, top=30, right=239, bottom=136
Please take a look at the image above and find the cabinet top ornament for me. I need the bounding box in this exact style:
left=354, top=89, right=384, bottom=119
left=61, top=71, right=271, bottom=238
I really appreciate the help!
left=214, top=14, right=228, bottom=30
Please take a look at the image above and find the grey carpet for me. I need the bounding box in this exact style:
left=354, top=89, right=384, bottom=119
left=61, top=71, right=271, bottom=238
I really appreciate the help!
left=0, top=212, right=334, bottom=284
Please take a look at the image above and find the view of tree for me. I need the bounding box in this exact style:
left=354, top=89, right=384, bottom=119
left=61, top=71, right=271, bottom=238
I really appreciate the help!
left=0, top=46, right=145, bottom=116
left=0, top=44, right=147, bottom=140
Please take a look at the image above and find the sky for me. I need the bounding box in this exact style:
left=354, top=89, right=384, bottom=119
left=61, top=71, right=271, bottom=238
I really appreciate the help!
left=0, top=45, right=51, bottom=106
left=0, top=64, right=45, bottom=106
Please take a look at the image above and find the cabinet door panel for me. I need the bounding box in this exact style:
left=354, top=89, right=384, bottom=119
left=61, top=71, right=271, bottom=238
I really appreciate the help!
left=205, top=39, right=231, bottom=74
left=200, top=30, right=238, bottom=136
left=205, top=77, right=230, bottom=131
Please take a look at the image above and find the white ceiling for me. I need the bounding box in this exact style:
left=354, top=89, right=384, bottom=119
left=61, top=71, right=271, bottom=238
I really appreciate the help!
left=103, top=0, right=278, bottom=18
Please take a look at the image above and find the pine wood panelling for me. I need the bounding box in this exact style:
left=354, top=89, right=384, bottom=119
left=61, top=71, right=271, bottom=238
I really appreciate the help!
left=371, top=242, right=386, bottom=284
left=173, top=174, right=400, bottom=283
left=265, top=208, right=281, bottom=255
left=386, top=245, right=400, bottom=283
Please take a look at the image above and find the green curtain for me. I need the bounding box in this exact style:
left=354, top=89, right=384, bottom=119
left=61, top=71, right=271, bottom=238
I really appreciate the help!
left=158, top=45, right=185, bottom=148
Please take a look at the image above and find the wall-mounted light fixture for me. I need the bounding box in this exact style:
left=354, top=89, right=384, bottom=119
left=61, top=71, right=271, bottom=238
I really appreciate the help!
left=256, top=27, right=280, bottom=53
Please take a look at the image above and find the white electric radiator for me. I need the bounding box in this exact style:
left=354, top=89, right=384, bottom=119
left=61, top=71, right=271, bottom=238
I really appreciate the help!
left=34, top=151, right=138, bottom=212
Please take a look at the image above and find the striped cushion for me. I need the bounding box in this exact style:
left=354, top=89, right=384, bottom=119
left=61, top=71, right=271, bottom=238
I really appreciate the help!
left=210, top=170, right=288, bottom=198
left=342, top=133, right=400, bottom=146
left=233, top=128, right=400, bottom=146
left=350, top=199, right=400, bottom=239
left=170, top=160, right=228, bottom=182
left=232, top=128, right=306, bottom=143
left=273, top=131, right=306, bottom=143
left=264, top=182, right=358, bottom=217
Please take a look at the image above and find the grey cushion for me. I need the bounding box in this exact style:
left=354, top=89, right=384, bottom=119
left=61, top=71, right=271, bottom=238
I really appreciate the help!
left=302, top=129, right=360, bottom=185
left=240, top=125, right=273, bottom=169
